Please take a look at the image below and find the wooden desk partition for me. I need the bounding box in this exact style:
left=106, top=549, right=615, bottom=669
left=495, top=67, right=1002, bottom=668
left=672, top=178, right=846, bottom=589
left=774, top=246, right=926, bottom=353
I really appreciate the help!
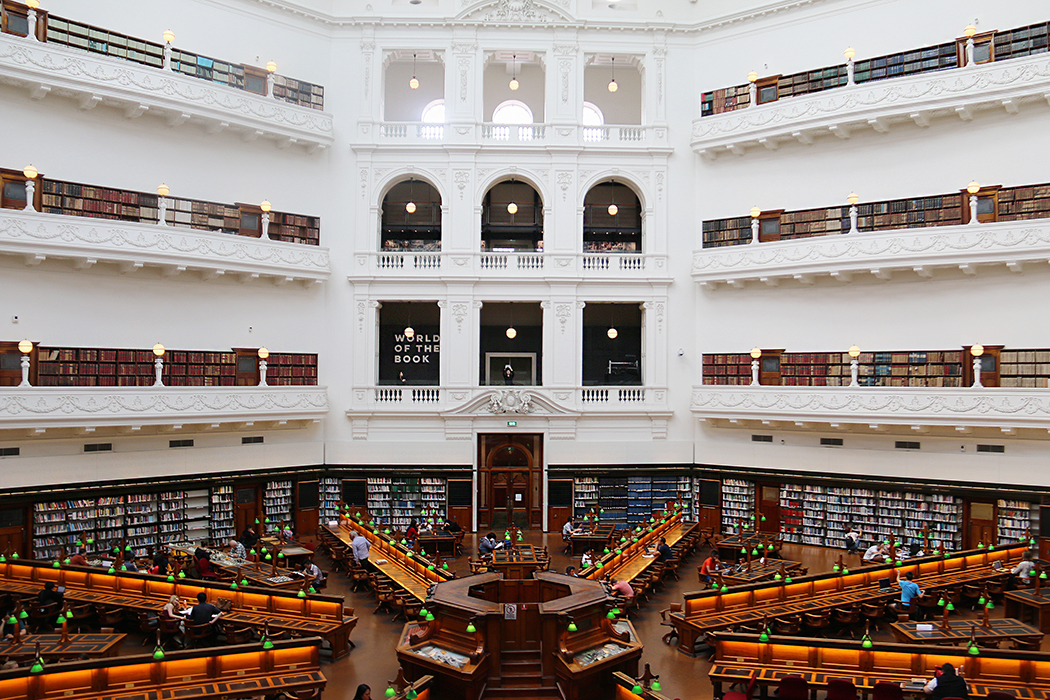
left=612, top=671, right=669, bottom=700
left=708, top=632, right=1050, bottom=699
left=0, top=559, right=356, bottom=659
left=0, top=638, right=325, bottom=700
left=580, top=510, right=686, bottom=580
left=673, top=542, right=1030, bottom=656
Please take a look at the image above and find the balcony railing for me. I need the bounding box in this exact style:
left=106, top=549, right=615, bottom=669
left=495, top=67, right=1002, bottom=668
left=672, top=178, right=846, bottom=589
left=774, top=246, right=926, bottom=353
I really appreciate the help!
left=690, top=385, right=1050, bottom=432
left=0, top=208, right=331, bottom=285
left=0, top=31, right=333, bottom=150
left=361, top=122, right=667, bottom=150
left=352, top=251, right=668, bottom=281
left=351, top=385, right=668, bottom=415
left=0, top=386, right=329, bottom=431
left=691, top=51, right=1050, bottom=158
left=691, top=219, right=1050, bottom=288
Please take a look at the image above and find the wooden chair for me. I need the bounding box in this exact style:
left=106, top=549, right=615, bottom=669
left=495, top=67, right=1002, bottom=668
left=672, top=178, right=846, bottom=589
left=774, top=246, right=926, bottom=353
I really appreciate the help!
left=1011, top=636, right=1041, bottom=651
left=833, top=606, right=861, bottom=639
left=391, top=594, right=408, bottom=622
left=659, top=603, right=681, bottom=644
left=158, top=615, right=182, bottom=649
left=349, top=565, right=371, bottom=593
left=67, top=602, right=95, bottom=633
left=219, top=620, right=254, bottom=645
left=183, top=622, right=213, bottom=649
left=773, top=615, right=801, bottom=636
left=723, top=670, right=758, bottom=700
left=802, top=610, right=831, bottom=638
left=662, top=556, right=681, bottom=581
left=28, top=602, right=59, bottom=633
left=373, top=586, right=396, bottom=614
left=136, top=612, right=159, bottom=643
left=860, top=601, right=887, bottom=631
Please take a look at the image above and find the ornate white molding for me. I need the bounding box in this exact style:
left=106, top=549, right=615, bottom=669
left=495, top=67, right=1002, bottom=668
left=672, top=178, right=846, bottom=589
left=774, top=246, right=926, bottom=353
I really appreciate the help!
left=0, top=35, right=333, bottom=151
left=355, top=121, right=670, bottom=152
left=692, top=53, right=1050, bottom=158
left=350, top=251, right=669, bottom=284
left=691, top=385, right=1050, bottom=431
left=456, top=0, right=573, bottom=24
left=691, top=220, right=1050, bottom=288
left=0, top=386, right=329, bottom=431
left=0, top=210, right=330, bottom=285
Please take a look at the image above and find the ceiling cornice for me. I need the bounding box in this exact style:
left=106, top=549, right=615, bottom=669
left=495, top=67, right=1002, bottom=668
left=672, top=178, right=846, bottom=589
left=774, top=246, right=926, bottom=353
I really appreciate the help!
left=225, top=0, right=846, bottom=35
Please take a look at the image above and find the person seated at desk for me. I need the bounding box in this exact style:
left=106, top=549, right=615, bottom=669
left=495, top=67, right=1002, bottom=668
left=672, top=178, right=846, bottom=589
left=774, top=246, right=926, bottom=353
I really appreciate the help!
left=897, top=570, right=924, bottom=621
left=1012, top=550, right=1036, bottom=584
left=300, top=559, right=324, bottom=586
left=38, top=581, right=63, bottom=608
left=562, top=517, right=575, bottom=541
left=924, top=662, right=969, bottom=699
left=844, top=526, right=862, bottom=553
left=281, top=524, right=294, bottom=540
left=0, top=600, right=26, bottom=639
left=479, top=533, right=503, bottom=556
left=565, top=566, right=577, bottom=577
left=68, top=548, right=89, bottom=567
left=581, top=550, right=594, bottom=568
left=151, top=551, right=170, bottom=575
left=240, top=526, right=259, bottom=549
left=124, top=558, right=139, bottom=572
left=228, top=538, right=247, bottom=560
left=183, top=592, right=222, bottom=635
left=656, top=537, right=674, bottom=563
left=863, top=543, right=887, bottom=563
left=699, top=552, right=721, bottom=584
left=610, top=577, right=634, bottom=600
left=443, top=519, right=462, bottom=535
left=908, top=541, right=925, bottom=559
left=406, top=520, right=419, bottom=547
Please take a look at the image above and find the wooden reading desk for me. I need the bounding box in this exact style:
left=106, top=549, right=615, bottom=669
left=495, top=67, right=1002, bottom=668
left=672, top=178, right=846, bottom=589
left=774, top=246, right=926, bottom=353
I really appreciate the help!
left=0, top=633, right=125, bottom=659
left=718, top=559, right=802, bottom=586
left=890, top=618, right=1042, bottom=646
left=708, top=632, right=1050, bottom=699
left=0, top=638, right=325, bottom=700
left=418, top=532, right=458, bottom=556
left=166, top=542, right=304, bottom=589
left=580, top=510, right=689, bottom=581
left=672, top=543, right=1030, bottom=656
left=0, top=559, right=357, bottom=659
left=572, top=524, right=616, bottom=555
left=489, top=544, right=542, bottom=578
left=718, top=532, right=780, bottom=561
left=1005, top=588, right=1050, bottom=633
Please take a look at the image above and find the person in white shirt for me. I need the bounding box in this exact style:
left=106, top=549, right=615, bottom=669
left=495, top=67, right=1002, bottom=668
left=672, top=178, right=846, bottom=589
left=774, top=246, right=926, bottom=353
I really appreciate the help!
left=863, top=543, right=886, bottom=563
left=1012, top=550, right=1036, bottom=582
left=581, top=551, right=594, bottom=567
left=562, top=518, right=575, bottom=541
left=844, top=526, right=862, bottom=553
left=228, top=539, right=246, bottom=560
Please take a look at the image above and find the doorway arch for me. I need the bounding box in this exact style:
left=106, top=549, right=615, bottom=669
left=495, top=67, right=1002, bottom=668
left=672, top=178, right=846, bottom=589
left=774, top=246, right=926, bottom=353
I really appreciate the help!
left=477, top=433, right=543, bottom=531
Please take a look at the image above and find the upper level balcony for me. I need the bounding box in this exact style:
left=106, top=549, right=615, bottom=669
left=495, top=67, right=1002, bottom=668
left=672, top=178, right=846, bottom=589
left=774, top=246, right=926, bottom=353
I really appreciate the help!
left=365, top=121, right=667, bottom=151
left=0, top=8, right=332, bottom=151
left=692, top=181, right=1050, bottom=288
left=691, top=24, right=1050, bottom=159
left=352, top=250, right=667, bottom=283
left=691, top=384, right=1050, bottom=436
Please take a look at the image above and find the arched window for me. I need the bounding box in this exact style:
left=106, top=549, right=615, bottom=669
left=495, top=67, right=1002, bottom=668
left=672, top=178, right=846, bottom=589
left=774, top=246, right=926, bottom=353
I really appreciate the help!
left=421, top=99, right=445, bottom=123
left=582, top=102, right=604, bottom=126
left=582, top=101, right=607, bottom=143
left=492, top=99, right=534, bottom=124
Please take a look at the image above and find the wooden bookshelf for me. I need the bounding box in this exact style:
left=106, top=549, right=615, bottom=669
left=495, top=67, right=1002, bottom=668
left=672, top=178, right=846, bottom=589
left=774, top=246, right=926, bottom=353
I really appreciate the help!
left=34, top=175, right=321, bottom=246
left=29, top=345, right=317, bottom=387
left=39, top=12, right=324, bottom=109
left=721, top=478, right=754, bottom=532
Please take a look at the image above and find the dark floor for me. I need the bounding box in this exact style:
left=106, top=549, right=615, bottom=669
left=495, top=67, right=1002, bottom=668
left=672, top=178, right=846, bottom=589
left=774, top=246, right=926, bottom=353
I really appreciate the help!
left=103, top=534, right=1034, bottom=700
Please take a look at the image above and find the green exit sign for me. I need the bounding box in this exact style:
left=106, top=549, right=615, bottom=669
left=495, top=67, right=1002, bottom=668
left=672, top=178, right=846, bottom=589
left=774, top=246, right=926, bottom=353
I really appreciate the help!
left=507, top=421, right=517, bottom=427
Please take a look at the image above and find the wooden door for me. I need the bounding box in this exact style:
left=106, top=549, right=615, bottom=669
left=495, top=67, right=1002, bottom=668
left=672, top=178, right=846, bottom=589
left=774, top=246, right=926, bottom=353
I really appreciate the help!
left=962, top=345, right=1002, bottom=388
left=967, top=500, right=997, bottom=548
left=478, top=434, right=542, bottom=531
left=759, top=350, right=783, bottom=386
left=295, top=480, right=319, bottom=538
left=0, top=341, right=32, bottom=387
left=491, top=471, right=529, bottom=530
left=233, top=349, right=261, bottom=386
left=500, top=580, right=541, bottom=652
left=0, top=505, right=26, bottom=557
left=235, top=484, right=261, bottom=539
left=757, top=484, right=780, bottom=533
left=694, top=479, right=721, bottom=530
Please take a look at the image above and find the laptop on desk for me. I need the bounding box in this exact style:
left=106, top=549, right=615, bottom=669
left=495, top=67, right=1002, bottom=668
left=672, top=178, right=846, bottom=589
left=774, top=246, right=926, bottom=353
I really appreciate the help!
left=877, top=577, right=893, bottom=592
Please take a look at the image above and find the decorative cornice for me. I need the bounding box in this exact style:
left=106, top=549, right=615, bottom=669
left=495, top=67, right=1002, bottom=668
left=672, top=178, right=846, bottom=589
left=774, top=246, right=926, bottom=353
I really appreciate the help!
left=0, top=210, right=330, bottom=284
left=691, top=220, right=1050, bottom=288
left=0, top=36, right=333, bottom=150
left=692, top=53, right=1050, bottom=158
left=0, top=386, right=329, bottom=430
left=691, top=385, right=1050, bottom=430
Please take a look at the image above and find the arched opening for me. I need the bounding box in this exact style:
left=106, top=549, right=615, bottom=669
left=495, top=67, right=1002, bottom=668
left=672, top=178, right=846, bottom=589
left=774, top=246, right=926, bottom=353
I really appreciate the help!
left=583, top=181, right=642, bottom=252
left=419, top=99, right=445, bottom=140
left=481, top=180, right=543, bottom=252
left=381, top=179, right=442, bottom=251
left=582, top=101, right=606, bottom=143
left=490, top=99, right=536, bottom=141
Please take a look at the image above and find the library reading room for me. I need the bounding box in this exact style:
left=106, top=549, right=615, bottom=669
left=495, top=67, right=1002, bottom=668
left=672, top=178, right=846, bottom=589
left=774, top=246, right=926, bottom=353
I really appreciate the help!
left=1, top=0, right=1050, bottom=698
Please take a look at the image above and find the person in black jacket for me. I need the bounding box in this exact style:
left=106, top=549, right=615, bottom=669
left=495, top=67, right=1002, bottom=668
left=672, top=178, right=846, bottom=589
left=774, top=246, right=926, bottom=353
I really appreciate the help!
left=38, top=582, right=63, bottom=608
left=924, top=662, right=969, bottom=699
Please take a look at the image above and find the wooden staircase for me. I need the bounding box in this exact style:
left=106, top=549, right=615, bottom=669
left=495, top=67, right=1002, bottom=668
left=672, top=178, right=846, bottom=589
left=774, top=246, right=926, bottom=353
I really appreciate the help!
left=484, top=650, right=561, bottom=699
